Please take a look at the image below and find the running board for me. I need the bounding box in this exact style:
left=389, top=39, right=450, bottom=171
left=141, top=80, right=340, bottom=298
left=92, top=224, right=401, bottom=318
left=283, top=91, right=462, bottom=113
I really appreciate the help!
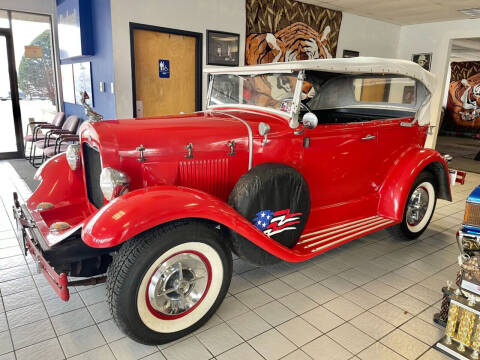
left=294, top=216, right=395, bottom=254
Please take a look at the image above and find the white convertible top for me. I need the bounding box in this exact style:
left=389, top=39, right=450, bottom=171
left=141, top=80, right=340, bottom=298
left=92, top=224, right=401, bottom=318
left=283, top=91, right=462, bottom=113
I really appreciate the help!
left=205, top=57, right=436, bottom=94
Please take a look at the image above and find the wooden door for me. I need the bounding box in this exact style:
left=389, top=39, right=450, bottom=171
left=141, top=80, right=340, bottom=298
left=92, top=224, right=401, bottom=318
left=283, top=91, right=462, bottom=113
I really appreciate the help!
left=133, top=29, right=197, bottom=117
left=360, top=78, right=388, bottom=102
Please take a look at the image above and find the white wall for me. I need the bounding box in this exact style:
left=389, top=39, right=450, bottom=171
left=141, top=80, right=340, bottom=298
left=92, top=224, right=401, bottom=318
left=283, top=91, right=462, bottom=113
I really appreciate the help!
left=336, top=13, right=400, bottom=58
left=0, top=0, right=55, bottom=15
left=397, top=18, right=480, bottom=147
left=110, top=0, right=246, bottom=118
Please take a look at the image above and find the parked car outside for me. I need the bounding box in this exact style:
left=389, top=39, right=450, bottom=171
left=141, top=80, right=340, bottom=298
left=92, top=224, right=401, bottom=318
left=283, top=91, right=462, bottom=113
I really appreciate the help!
left=14, top=57, right=453, bottom=344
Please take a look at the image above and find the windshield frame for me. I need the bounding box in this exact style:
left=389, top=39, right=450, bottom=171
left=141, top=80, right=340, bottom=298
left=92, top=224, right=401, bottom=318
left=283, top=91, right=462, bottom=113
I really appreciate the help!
left=206, top=71, right=304, bottom=128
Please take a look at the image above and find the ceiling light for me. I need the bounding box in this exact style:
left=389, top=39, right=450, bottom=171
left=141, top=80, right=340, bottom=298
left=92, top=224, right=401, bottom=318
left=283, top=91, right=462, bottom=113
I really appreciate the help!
left=458, top=8, right=480, bottom=18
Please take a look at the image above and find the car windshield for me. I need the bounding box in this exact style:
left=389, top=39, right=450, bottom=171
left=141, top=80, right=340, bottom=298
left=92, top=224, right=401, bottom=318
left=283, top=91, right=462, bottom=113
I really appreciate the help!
left=209, top=73, right=299, bottom=114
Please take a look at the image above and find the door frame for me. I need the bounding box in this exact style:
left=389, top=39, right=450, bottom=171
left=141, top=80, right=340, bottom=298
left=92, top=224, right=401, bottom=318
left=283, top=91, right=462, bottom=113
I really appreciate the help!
left=0, top=28, right=23, bottom=160
left=129, top=22, right=203, bottom=117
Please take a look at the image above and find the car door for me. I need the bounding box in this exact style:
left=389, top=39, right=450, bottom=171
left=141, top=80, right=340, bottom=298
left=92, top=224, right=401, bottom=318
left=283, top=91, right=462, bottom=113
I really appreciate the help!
left=301, top=119, right=378, bottom=227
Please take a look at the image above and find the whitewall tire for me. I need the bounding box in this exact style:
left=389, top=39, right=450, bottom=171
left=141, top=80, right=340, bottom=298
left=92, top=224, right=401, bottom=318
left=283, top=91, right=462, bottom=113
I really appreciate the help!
left=106, top=221, right=232, bottom=344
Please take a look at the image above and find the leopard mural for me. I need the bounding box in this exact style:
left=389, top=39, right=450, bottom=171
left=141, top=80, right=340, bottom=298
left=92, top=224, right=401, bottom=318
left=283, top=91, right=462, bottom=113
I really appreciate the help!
left=246, top=22, right=332, bottom=65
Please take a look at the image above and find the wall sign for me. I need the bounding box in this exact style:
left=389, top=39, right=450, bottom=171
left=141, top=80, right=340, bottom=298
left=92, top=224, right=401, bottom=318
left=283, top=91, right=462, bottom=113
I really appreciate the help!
left=25, top=45, right=43, bottom=58
left=159, top=59, right=170, bottom=78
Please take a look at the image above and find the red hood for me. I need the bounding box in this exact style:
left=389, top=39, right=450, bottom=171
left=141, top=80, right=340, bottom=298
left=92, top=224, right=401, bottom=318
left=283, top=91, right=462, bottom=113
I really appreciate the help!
left=80, top=109, right=289, bottom=160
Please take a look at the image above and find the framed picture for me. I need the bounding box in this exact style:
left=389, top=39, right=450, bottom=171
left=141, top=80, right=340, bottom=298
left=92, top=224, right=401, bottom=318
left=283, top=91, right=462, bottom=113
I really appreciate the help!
left=61, top=64, right=75, bottom=104
left=207, top=30, right=239, bottom=66
left=73, top=61, right=93, bottom=107
left=343, top=49, right=359, bottom=58
left=412, top=53, right=432, bottom=71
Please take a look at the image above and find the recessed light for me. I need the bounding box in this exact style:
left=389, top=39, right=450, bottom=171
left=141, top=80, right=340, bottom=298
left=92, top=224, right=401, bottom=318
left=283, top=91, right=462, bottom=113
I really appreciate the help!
left=458, top=8, right=480, bottom=18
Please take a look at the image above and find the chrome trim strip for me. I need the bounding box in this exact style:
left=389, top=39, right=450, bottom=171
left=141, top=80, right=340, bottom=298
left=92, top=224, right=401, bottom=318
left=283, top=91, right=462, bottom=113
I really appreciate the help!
left=209, top=104, right=290, bottom=119
left=304, top=218, right=393, bottom=249
left=309, top=219, right=395, bottom=253
left=297, top=216, right=384, bottom=247
left=214, top=111, right=253, bottom=170
left=436, top=343, right=470, bottom=360
left=299, top=216, right=378, bottom=241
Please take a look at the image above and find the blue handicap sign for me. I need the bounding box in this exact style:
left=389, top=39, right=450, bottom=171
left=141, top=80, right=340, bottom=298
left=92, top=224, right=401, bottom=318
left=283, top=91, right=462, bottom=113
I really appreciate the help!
left=159, top=59, right=170, bottom=78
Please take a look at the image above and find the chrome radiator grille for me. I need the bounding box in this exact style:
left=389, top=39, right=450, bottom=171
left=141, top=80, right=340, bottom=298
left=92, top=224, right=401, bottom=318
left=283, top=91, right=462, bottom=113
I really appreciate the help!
left=82, top=143, right=104, bottom=208
left=465, top=203, right=480, bottom=227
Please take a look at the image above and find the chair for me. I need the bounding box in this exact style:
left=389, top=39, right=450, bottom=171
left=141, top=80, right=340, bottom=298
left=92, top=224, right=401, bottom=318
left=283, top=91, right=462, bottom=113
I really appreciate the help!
left=42, top=133, right=80, bottom=161
left=24, top=112, right=65, bottom=161
left=31, top=115, right=80, bottom=167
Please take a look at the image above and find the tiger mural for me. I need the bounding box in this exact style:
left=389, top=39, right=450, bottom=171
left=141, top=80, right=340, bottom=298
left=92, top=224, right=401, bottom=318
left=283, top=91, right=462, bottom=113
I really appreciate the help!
left=246, top=22, right=332, bottom=65
left=447, top=73, right=480, bottom=129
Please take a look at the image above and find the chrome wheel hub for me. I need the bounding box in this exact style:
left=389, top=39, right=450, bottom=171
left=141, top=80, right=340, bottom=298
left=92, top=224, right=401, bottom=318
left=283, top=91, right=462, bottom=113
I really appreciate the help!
left=406, top=186, right=429, bottom=227
left=147, top=252, right=209, bottom=317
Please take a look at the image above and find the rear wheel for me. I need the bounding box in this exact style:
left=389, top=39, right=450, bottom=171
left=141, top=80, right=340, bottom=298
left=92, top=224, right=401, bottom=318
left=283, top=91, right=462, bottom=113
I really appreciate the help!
left=106, top=221, right=232, bottom=344
left=388, top=172, right=437, bottom=240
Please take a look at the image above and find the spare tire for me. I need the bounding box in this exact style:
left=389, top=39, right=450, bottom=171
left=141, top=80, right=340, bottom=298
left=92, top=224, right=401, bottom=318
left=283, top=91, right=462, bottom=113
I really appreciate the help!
left=228, top=163, right=310, bottom=265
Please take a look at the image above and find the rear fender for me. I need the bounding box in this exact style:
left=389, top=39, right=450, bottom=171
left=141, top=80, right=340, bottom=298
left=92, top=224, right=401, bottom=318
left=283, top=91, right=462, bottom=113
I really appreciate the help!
left=378, top=147, right=451, bottom=220
left=81, top=186, right=304, bottom=262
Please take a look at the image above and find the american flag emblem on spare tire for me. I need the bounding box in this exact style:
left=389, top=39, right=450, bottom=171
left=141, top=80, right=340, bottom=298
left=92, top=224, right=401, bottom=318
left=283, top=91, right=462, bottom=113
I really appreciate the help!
left=253, top=209, right=302, bottom=237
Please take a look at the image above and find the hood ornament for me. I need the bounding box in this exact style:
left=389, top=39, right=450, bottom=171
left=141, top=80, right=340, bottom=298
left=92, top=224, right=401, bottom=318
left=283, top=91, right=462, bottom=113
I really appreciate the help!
left=185, top=143, right=194, bottom=159
left=227, top=141, right=235, bottom=156
left=80, top=91, right=103, bottom=122
left=136, top=145, right=146, bottom=162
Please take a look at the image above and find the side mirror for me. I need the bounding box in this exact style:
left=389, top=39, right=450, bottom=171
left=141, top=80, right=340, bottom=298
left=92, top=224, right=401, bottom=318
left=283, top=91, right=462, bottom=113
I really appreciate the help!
left=258, top=122, right=270, bottom=146
left=302, top=112, right=318, bottom=129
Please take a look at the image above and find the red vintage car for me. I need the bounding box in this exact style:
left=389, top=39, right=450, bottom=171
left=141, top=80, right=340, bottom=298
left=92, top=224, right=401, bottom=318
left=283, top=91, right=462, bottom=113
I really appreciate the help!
left=14, top=58, right=452, bottom=344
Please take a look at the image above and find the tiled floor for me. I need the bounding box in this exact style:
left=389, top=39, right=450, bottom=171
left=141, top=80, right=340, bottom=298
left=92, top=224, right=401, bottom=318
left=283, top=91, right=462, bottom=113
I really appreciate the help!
left=0, top=160, right=479, bottom=360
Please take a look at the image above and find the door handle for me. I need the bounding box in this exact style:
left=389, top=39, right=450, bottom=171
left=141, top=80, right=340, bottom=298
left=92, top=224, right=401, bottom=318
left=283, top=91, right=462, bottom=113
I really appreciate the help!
left=361, top=134, right=376, bottom=141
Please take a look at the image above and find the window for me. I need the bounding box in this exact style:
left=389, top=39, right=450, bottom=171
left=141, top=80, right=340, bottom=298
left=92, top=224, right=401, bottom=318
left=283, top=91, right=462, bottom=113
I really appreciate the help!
left=0, top=10, right=9, bottom=28
left=11, top=11, right=58, bottom=136
left=353, top=77, right=416, bottom=105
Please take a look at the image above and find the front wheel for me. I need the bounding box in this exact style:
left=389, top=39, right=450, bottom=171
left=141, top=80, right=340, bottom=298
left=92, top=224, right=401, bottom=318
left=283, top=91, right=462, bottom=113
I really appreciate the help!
left=388, top=171, right=437, bottom=240
left=106, top=221, right=232, bottom=344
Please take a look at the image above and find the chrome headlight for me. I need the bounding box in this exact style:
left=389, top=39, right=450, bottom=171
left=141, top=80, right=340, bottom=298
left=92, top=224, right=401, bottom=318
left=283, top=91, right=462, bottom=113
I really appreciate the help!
left=99, top=168, right=130, bottom=201
left=66, top=144, right=80, bottom=170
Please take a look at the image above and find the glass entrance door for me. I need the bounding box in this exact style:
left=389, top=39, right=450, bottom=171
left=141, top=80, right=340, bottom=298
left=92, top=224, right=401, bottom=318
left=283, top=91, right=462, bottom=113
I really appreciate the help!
left=0, top=29, right=22, bottom=158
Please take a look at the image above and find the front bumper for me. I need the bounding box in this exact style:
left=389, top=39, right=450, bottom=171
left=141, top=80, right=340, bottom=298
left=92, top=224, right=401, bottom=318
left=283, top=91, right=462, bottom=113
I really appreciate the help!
left=12, top=193, right=70, bottom=301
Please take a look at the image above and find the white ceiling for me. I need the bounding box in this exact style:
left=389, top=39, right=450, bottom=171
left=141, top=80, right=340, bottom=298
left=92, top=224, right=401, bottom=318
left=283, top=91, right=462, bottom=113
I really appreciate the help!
left=451, top=38, right=480, bottom=62
left=300, top=0, right=480, bottom=25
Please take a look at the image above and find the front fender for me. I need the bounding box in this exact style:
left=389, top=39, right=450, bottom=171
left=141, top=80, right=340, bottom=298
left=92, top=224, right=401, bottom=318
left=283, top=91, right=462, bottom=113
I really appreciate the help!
left=81, top=186, right=305, bottom=262
left=378, top=146, right=451, bottom=220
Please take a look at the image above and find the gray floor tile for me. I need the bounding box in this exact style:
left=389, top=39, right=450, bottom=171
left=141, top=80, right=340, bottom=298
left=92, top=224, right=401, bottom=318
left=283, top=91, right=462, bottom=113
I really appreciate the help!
left=98, top=319, right=125, bottom=343
left=109, top=336, right=157, bottom=360
left=51, top=307, right=95, bottom=336
left=248, top=328, right=296, bottom=360
left=349, top=311, right=394, bottom=340
left=197, top=323, right=243, bottom=356
left=69, top=344, right=116, bottom=360
left=302, top=335, right=352, bottom=360
left=235, top=288, right=273, bottom=309
left=0, top=331, right=13, bottom=355
left=227, top=311, right=271, bottom=340
left=254, top=300, right=296, bottom=327
left=77, top=285, right=106, bottom=306
left=14, top=338, right=64, bottom=360
left=3, top=289, right=41, bottom=312
left=10, top=319, right=56, bottom=350
left=58, top=325, right=105, bottom=357
left=6, top=302, right=48, bottom=329
left=161, top=336, right=212, bottom=360
left=87, top=301, right=111, bottom=323
left=276, top=317, right=321, bottom=347
left=216, top=343, right=263, bottom=360
left=300, top=283, right=338, bottom=304
left=44, top=293, right=84, bottom=317
left=216, top=296, right=249, bottom=322
left=279, top=292, right=318, bottom=315
left=328, top=323, right=375, bottom=354
left=380, top=329, right=429, bottom=360
left=301, top=306, right=344, bottom=333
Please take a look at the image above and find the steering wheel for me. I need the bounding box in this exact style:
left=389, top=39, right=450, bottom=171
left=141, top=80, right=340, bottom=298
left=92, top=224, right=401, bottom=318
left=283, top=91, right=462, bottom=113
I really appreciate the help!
left=281, top=98, right=313, bottom=113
